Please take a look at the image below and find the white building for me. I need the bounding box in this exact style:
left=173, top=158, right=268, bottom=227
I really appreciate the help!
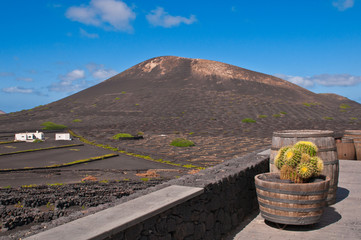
left=15, top=131, right=45, bottom=142
left=55, top=133, right=72, bottom=141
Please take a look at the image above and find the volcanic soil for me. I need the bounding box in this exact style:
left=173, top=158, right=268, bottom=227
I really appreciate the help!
left=0, top=56, right=361, bottom=238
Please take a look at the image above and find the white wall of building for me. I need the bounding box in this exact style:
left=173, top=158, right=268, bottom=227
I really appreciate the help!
left=55, top=133, right=72, bottom=140
left=15, top=131, right=44, bottom=142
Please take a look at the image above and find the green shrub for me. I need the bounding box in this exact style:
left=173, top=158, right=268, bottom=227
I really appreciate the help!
left=258, top=115, right=268, bottom=118
left=73, top=119, right=82, bottom=123
left=112, top=133, right=134, bottom=139
left=303, top=102, right=319, bottom=107
left=41, top=121, right=67, bottom=130
left=273, top=114, right=281, bottom=118
left=323, top=117, right=334, bottom=120
left=47, top=183, right=63, bottom=186
left=350, top=117, right=358, bottom=120
left=170, top=138, right=195, bottom=147
left=182, top=164, right=200, bottom=169
left=242, top=118, right=256, bottom=123
left=115, top=97, right=120, bottom=100
left=280, top=111, right=287, bottom=115
left=340, top=104, right=351, bottom=109
left=33, top=139, right=43, bottom=143
left=21, top=184, right=37, bottom=188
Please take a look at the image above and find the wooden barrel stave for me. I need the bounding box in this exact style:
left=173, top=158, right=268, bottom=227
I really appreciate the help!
left=354, top=139, right=361, bottom=161
left=255, top=173, right=330, bottom=225
left=270, top=130, right=338, bottom=205
left=336, top=138, right=356, bottom=160
left=344, top=130, right=361, bottom=160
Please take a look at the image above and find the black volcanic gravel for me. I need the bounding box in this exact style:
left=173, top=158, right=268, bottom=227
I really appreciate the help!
left=0, top=180, right=163, bottom=236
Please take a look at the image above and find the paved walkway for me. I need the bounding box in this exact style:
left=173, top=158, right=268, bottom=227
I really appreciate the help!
left=226, top=160, right=361, bottom=240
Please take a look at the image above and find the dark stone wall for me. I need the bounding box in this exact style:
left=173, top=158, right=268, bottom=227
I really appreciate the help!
left=107, top=149, right=269, bottom=240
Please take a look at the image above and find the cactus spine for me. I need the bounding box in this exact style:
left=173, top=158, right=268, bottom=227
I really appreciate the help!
left=284, top=148, right=302, bottom=168
left=274, top=146, right=290, bottom=169
left=297, top=162, right=314, bottom=179
left=275, top=141, right=324, bottom=183
left=293, top=141, right=318, bottom=157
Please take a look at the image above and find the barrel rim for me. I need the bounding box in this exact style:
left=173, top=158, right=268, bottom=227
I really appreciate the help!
left=271, top=146, right=337, bottom=152
left=344, top=130, right=361, bottom=135
left=255, top=173, right=331, bottom=188
left=260, top=212, right=322, bottom=225
left=273, top=130, right=334, bottom=138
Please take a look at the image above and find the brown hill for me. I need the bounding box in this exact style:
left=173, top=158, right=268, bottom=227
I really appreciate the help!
left=1, top=56, right=360, bottom=167
left=0, top=110, right=5, bottom=115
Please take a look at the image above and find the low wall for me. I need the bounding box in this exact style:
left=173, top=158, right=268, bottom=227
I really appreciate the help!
left=26, top=149, right=270, bottom=240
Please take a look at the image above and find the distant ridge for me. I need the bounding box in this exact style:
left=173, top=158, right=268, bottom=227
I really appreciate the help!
left=0, top=55, right=360, bottom=148
left=0, top=56, right=360, bottom=166
left=0, top=110, right=5, bottom=115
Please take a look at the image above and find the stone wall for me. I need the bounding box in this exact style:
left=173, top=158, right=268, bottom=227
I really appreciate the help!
left=108, top=149, right=269, bottom=240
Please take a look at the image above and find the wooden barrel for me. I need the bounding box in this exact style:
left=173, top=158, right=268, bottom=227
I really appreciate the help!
left=270, top=130, right=338, bottom=205
left=255, top=173, right=330, bottom=225
left=354, top=139, right=361, bottom=161
left=344, top=130, right=361, bottom=160
left=336, top=138, right=356, bottom=160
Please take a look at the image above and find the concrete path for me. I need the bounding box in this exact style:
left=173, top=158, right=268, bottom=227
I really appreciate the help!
left=227, top=160, right=361, bottom=240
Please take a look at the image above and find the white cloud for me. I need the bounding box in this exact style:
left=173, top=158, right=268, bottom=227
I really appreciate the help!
left=274, top=74, right=314, bottom=88
left=60, top=69, right=85, bottom=81
left=49, top=69, right=86, bottom=92
left=86, top=63, right=117, bottom=80
left=0, top=72, right=15, bottom=77
left=146, top=7, right=197, bottom=28
left=312, top=74, right=361, bottom=86
left=47, top=3, right=62, bottom=8
left=66, top=5, right=100, bottom=26
left=2, top=86, right=34, bottom=94
left=333, top=0, right=354, bottom=11
left=66, top=0, right=136, bottom=32
left=275, top=73, right=361, bottom=88
left=92, top=69, right=117, bottom=79
left=16, top=77, right=33, bottom=82
left=80, top=28, right=99, bottom=38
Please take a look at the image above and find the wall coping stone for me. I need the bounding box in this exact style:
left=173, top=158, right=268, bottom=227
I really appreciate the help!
left=19, top=147, right=270, bottom=239
left=257, top=148, right=270, bottom=156
left=24, top=185, right=203, bottom=240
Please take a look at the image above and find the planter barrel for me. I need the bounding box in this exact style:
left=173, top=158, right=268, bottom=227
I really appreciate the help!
left=344, top=130, right=361, bottom=160
left=336, top=138, right=356, bottom=160
left=255, top=173, right=330, bottom=225
left=270, top=130, right=339, bottom=205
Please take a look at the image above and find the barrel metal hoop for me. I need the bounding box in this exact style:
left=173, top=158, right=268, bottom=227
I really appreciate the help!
left=318, top=147, right=337, bottom=152
left=256, top=184, right=328, bottom=196
left=258, top=201, right=325, bottom=213
left=273, top=133, right=333, bottom=138
left=271, top=147, right=337, bottom=152
left=256, top=193, right=326, bottom=205
left=260, top=211, right=321, bottom=225
left=323, top=160, right=339, bottom=165
left=270, top=158, right=338, bottom=165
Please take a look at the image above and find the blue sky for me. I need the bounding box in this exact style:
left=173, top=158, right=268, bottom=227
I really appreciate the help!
left=1, top=0, right=360, bottom=113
